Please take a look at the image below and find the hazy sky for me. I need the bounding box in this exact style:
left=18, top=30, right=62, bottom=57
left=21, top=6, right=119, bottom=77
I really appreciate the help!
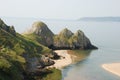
left=0, top=0, right=120, bottom=19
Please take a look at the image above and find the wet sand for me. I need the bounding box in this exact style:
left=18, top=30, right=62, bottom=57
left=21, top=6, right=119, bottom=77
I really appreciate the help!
left=102, top=63, right=120, bottom=77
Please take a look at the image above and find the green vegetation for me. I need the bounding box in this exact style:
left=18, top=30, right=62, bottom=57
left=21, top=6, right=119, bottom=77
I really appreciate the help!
left=54, top=33, right=75, bottom=46
left=42, top=68, right=62, bottom=80
left=53, top=29, right=71, bottom=46
left=23, top=21, right=54, bottom=47
left=0, top=48, right=26, bottom=80
left=0, top=19, right=53, bottom=80
left=0, top=19, right=95, bottom=80
left=23, top=33, right=52, bottom=53
left=54, top=29, right=84, bottom=46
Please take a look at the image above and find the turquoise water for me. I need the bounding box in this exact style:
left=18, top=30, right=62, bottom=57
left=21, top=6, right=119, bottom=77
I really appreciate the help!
left=60, top=22, right=120, bottom=80
left=62, top=48, right=120, bottom=80
left=1, top=17, right=120, bottom=80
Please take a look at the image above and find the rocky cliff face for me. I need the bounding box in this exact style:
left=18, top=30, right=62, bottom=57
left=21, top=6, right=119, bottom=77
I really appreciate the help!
left=0, top=19, right=55, bottom=80
left=0, top=18, right=16, bottom=36
left=0, top=19, right=97, bottom=80
left=52, top=28, right=97, bottom=50
left=24, top=21, right=97, bottom=50
left=24, top=21, right=54, bottom=46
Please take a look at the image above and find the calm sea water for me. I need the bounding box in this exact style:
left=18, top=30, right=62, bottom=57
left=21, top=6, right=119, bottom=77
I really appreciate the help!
left=1, top=17, right=120, bottom=80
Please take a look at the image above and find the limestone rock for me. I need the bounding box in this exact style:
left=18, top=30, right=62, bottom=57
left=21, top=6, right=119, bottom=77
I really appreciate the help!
left=59, top=28, right=73, bottom=38
left=24, top=21, right=54, bottom=46
left=52, top=28, right=97, bottom=50
left=24, top=21, right=97, bottom=50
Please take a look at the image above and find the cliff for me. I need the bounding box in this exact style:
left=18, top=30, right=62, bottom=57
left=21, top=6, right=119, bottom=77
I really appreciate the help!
left=24, top=21, right=97, bottom=50
left=0, top=19, right=55, bottom=80
left=0, top=18, right=16, bottom=35
left=0, top=19, right=97, bottom=80
left=23, top=21, right=54, bottom=47
left=52, top=28, right=97, bottom=50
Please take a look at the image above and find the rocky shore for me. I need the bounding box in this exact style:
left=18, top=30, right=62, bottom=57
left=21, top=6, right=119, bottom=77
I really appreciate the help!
left=48, top=50, right=72, bottom=69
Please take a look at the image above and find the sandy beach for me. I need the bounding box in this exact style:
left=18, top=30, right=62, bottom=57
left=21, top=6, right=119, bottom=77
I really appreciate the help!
left=102, top=63, right=120, bottom=77
left=49, top=50, right=72, bottom=69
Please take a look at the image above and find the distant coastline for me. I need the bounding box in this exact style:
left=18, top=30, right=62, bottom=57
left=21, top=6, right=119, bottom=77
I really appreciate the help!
left=78, top=17, right=120, bottom=22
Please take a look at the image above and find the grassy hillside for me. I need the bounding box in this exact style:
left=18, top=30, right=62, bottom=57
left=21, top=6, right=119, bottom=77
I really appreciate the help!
left=0, top=20, right=52, bottom=80
left=42, top=68, right=62, bottom=80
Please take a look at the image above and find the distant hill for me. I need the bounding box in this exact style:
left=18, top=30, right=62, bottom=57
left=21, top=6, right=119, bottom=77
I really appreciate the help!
left=79, top=17, right=120, bottom=22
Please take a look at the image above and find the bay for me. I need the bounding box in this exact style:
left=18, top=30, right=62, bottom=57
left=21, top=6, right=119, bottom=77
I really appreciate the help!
left=1, top=17, right=120, bottom=80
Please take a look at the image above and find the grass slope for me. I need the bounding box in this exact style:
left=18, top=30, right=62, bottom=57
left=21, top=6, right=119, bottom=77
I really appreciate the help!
left=0, top=27, right=51, bottom=80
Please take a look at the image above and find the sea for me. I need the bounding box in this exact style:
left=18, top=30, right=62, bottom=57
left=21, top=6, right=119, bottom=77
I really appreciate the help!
left=1, top=17, right=120, bottom=80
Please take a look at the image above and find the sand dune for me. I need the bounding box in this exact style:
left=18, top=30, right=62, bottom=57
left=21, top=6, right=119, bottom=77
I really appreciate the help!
left=102, top=63, right=120, bottom=77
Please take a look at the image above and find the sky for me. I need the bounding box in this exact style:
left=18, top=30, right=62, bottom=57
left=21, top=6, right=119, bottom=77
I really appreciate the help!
left=0, top=0, right=120, bottom=19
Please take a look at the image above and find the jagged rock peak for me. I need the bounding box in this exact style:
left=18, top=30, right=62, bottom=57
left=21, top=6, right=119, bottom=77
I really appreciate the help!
left=0, top=18, right=16, bottom=35
left=32, top=21, right=47, bottom=28
left=74, top=30, right=84, bottom=36
left=0, top=18, right=4, bottom=26
left=24, top=21, right=54, bottom=46
left=24, top=21, right=54, bottom=36
left=59, top=28, right=73, bottom=38
left=0, top=18, right=7, bottom=28
left=52, top=28, right=98, bottom=50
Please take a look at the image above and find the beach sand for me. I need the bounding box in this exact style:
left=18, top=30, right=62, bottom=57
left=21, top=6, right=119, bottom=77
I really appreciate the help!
left=49, top=50, right=72, bottom=69
left=102, top=63, right=120, bottom=77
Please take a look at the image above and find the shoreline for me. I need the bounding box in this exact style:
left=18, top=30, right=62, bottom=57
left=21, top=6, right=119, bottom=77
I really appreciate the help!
left=49, top=50, right=73, bottom=69
left=102, top=63, right=120, bottom=77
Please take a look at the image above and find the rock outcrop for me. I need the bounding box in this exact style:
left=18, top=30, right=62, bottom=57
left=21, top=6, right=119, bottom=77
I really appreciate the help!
left=24, top=21, right=54, bottom=46
left=52, top=28, right=98, bottom=50
left=23, top=54, right=55, bottom=73
left=0, top=19, right=55, bottom=80
left=24, top=21, right=98, bottom=50
left=0, top=18, right=16, bottom=36
left=0, top=19, right=97, bottom=80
